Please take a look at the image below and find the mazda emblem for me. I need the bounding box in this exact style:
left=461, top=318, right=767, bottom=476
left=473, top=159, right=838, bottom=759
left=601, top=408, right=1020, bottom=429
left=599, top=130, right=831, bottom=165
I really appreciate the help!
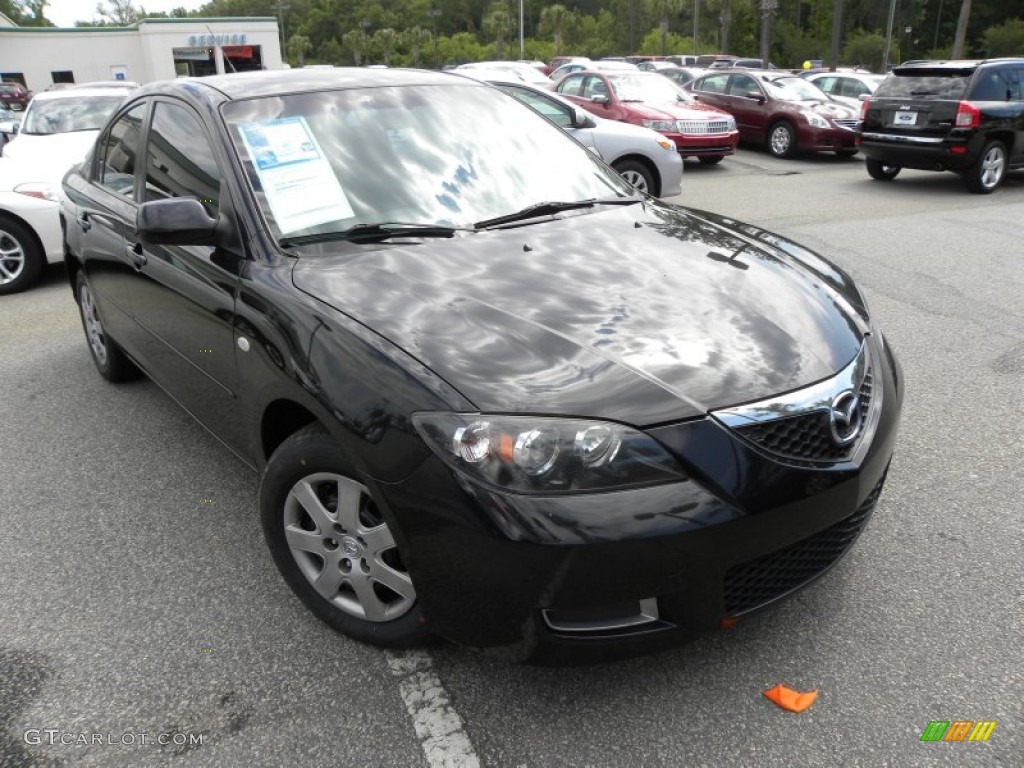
left=829, top=390, right=862, bottom=445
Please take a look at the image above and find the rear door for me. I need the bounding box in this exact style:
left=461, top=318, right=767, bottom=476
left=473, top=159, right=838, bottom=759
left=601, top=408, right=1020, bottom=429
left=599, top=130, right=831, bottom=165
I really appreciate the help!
left=71, top=101, right=148, bottom=349
left=125, top=97, right=247, bottom=450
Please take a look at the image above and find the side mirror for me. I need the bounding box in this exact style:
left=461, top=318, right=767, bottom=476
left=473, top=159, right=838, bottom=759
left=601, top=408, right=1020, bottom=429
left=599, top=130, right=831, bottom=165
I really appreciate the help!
left=858, top=93, right=870, bottom=101
left=570, top=107, right=593, bottom=128
left=745, top=91, right=765, bottom=103
left=137, top=198, right=218, bottom=246
left=590, top=94, right=609, bottom=105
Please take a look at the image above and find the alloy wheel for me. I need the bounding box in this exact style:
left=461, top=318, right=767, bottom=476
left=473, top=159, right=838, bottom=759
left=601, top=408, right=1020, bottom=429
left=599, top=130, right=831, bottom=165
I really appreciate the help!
left=282, top=472, right=415, bottom=622
left=979, top=145, right=1005, bottom=190
left=79, top=282, right=108, bottom=366
left=0, top=227, right=26, bottom=286
left=619, top=169, right=649, bottom=194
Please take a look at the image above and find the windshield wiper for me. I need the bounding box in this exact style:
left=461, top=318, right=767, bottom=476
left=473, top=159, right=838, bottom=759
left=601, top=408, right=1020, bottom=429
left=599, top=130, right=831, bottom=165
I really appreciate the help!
left=280, top=222, right=464, bottom=247
left=474, top=197, right=641, bottom=229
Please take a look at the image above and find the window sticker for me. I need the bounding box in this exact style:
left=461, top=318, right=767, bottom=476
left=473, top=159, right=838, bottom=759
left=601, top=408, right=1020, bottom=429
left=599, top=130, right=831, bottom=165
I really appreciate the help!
left=238, top=117, right=354, bottom=234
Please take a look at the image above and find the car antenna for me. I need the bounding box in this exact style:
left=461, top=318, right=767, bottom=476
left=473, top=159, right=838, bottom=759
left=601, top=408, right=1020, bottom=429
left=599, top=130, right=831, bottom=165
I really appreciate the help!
left=207, top=25, right=238, bottom=74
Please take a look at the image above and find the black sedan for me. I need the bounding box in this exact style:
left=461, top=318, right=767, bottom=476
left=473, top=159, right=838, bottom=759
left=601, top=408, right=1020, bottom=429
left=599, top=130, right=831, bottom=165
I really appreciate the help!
left=61, top=69, right=902, bottom=660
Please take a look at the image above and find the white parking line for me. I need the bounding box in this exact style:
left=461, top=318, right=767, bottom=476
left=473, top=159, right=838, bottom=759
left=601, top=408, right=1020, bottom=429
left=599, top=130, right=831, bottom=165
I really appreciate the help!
left=386, top=649, right=482, bottom=768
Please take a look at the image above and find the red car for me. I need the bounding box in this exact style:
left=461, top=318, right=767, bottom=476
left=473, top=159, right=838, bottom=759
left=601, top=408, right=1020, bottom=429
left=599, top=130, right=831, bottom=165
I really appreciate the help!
left=555, top=70, right=739, bottom=164
left=688, top=70, right=860, bottom=158
left=0, top=82, right=30, bottom=111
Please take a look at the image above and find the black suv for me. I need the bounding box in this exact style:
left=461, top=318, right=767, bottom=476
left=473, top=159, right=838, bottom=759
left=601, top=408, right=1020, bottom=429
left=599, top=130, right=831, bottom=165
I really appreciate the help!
left=858, top=58, right=1024, bottom=193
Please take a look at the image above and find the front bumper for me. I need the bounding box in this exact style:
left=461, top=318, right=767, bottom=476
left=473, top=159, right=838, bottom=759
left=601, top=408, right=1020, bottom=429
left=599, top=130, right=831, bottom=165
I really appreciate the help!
left=667, top=131, right=739, bottom=158
left=799, top=124, right=859, bottom=153
left=0, top=192, right=62, bottom=263
left=377, top=334, right=903, bottom=658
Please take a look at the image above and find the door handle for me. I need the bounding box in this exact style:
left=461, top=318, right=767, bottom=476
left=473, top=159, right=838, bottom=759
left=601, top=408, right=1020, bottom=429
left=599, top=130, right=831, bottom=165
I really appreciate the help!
left=126, top=243, right=147, bottom=268
left=77, top=213, right=91, bottom=232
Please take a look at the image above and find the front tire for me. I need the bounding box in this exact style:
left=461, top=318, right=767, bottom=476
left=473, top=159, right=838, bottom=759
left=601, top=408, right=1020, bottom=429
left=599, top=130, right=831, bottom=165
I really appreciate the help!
left=964, top=140, right=1006, bottom=194
left=866, top=158, right=901, bottom=181
left=767, top=121, right=796, bottom=158
left=612, top=159, right=657, bottom=196
left=0, top=216, right=45, bottom=295
left=260, top=424, right=427, bottom=647
left=75, top=271, right=138, bottom=381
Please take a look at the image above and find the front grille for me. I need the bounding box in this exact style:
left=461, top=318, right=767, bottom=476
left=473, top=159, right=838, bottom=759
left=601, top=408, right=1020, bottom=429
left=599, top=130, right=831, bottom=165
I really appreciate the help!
left=723, top=476, right=885, bottom=615
left=677, top=119, right=733, bottom=135
left=734, top=365, right=874, bottom=463
left=833, top=117, right=859, bottom=131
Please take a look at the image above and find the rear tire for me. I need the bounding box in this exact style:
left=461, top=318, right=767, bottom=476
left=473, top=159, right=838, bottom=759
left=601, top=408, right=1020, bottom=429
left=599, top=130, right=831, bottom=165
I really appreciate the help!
left=865, top=158, right=901, bottom=181
left=836, top=149, right=858, bottom=158
left=612, top=159, right=657, bottom=196
left=75, top=271, right=138, bottom=382
left=0, top=215, right=45, bottom=295
left=697, top=155, right=724, bottom=165
left=963, top=140, right=1006, bottom=194
left=260, top=423, right=428, bottom=648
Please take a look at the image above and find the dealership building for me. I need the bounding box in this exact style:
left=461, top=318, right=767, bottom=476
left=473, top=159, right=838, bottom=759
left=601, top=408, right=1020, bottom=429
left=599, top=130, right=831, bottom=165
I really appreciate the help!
left=0, top=14, right=282, bottom=92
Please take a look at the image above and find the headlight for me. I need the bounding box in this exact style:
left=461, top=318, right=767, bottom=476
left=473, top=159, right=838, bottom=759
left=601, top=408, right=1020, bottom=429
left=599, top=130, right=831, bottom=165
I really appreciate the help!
left=724, top=116, right=737, bottom=131
left=412, top=413, right=686, bottom=493
left=643, top=119, right=677, bottom=132
left=802, top=111, right=829, bottom=129
left=13, top=182, right=61, bottom=202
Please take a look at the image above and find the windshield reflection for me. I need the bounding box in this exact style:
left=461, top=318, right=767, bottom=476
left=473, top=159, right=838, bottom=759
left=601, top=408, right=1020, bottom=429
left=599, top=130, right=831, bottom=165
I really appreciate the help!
left=22, top=96, right=126, bottom=135
left=223, top=83, right=631, bottom=239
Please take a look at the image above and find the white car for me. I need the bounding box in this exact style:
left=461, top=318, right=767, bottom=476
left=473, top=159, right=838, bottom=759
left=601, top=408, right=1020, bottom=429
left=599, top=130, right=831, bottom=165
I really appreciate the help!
left=803, top=72, right=885, bottom=109
left=485, top=79, right=683, bottom=197
left=0, top=85, right=129, bottom=294
left=454, top=61, right=552, bottom=87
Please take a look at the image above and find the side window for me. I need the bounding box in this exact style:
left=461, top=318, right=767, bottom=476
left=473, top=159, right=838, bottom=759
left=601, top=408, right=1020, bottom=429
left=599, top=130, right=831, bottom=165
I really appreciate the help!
left=558, top=74, right=585, bottom=97
left=729, top=74, right=758, bottom=97
left=505, top=87, right=573, bottom=128
left=144, top=101, right=221, bottom=217
left=843, top=79, right=870, bottom=97
left=697, top=74, right=729, bottom=94
left=581, top=76, right=608, bottom=100
left=816, top=76, right=837, bottom=94
left=1009, top=68, right=1024, bottom=100
left=968, top=68, right=1010, bottom=101
left=96, top=103, right=147, bottom=198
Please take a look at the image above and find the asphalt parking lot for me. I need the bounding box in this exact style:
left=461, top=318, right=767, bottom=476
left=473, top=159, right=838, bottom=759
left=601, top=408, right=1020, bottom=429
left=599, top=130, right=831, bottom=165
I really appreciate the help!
left=1, top=150, right=1021, bottom=767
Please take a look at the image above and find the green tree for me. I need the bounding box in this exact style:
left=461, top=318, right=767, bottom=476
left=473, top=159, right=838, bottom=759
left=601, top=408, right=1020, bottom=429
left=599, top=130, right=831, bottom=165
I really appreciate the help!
left=841, top=29, right=886, bottom=70
left=982, top=17, right=1024, bottom=55
left=482, top=2, right=511, bottom=57
left=95, top=0, right=140, bottom=24
left=372, top=27, right=400, bottom=64
left=539, top=4, right=574, bottom=57
left=342, top=28, right=369, bottom=65
left=318, top=37, right=344, bottom=64
left=650, top=0, right=685, bottom=55
left=405, top=25, right=432, bottom=65
left=288, top=33, right=312, bottom=65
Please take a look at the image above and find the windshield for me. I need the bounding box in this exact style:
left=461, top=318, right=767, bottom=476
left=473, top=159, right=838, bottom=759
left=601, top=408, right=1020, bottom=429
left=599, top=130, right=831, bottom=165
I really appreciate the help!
left=223, top=83, right=632, bottom=239
left=763, top=77, right=828, bottom=102
left=874, top=72, right=970, bottom=99
left=21, top=95, right=126, bottom=135
left=608, top=74, right=692, bottom=103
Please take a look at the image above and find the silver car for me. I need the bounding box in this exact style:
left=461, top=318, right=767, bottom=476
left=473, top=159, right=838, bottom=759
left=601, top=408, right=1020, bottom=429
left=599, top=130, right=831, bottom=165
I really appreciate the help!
left=484, top=79, right=683, bottom=197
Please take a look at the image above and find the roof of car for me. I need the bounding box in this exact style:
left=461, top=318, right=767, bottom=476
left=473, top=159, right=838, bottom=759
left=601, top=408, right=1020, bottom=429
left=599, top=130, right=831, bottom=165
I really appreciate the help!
left=138, top=68, right=465, bottom=101
left=31, top=85, right=136, bottom=101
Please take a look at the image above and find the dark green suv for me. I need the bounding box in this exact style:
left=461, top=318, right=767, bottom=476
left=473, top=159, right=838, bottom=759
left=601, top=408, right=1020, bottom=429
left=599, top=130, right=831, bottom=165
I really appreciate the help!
left=858, top=59, right=1024, bottom=193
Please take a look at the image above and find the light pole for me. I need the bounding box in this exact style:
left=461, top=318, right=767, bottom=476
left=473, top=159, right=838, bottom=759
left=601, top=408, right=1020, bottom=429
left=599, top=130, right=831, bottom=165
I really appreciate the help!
left=882, top=0, right=897, bottom=70
left=519, top=0, right=524, bottom=61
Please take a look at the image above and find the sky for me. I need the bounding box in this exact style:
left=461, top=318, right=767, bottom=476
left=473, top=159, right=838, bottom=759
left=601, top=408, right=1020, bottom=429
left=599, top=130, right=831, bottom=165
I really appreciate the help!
left=45, top=0, right=209, bottom=28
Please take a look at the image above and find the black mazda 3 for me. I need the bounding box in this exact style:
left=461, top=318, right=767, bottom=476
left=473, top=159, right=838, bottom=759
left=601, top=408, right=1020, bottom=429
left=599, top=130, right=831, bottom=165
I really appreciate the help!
left=61, top=69, right=902, bottom=661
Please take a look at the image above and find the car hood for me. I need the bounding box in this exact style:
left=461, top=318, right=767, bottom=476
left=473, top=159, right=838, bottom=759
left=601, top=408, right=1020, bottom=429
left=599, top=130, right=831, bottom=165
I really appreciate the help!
left=624, top=101, right=729, bottom=120
left=1, top=130, right=97, bottom=165
left=291, top=203, right=866, bottom=425
left=800, top=100, right=858, bottom=119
